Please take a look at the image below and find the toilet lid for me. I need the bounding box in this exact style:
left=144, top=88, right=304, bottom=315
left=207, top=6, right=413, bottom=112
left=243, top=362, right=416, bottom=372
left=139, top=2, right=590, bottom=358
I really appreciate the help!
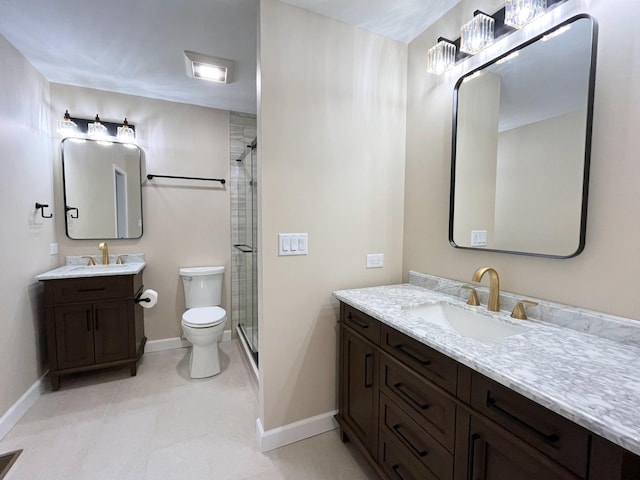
left=182, top=307, right=226, bottom=328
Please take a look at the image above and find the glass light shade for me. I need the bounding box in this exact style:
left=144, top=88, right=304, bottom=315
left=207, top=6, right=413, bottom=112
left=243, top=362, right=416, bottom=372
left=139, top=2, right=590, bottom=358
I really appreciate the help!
left=57, top=110, right=78, bottom=137
left=117, top=119, right=135, bottom=143
left=505, top=0, right=547, bottom=29
left=460, top=13, right=495, bottom=55
left=88, top=120, right=108, bottom=140
left=426, top=40, right=457, bottom=74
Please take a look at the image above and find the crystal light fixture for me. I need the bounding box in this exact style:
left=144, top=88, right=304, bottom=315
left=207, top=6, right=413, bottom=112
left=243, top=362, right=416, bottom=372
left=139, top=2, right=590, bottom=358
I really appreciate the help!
left=505, top=0, right=547, bottom=29
left=87, top=114, right=109, bottom=140
left=57, top=110, right=78, bottom=137
left=116, top=118, right=135, bottom=143
left=460, top=12, right=495, bottom=55
left=426, top=39, right=457, bottom=75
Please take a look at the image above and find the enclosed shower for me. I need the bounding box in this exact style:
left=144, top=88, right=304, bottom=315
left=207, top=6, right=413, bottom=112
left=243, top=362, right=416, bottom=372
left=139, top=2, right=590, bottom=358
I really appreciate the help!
left=232, top=133, right=258, bottom=367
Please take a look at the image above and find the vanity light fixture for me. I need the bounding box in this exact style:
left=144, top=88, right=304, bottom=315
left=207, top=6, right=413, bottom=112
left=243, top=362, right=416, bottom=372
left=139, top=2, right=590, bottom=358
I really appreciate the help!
left=504, top=0, right=547, bottom=29
left=426, top=38, right=457, bottom=74
left=116, top=118, right=136, bottom=144
left=184, top=50, right=235, bottom=84
left=460, top=11, right=495, bottom=55
left=425, top=0, right=564, bottom=75
left=57, top=110, right=78, bottom=137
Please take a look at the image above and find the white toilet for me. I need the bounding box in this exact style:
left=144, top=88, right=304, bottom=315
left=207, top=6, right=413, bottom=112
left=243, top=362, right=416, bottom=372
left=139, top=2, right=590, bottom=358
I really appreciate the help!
left=180, top=266, right=227, bottom=378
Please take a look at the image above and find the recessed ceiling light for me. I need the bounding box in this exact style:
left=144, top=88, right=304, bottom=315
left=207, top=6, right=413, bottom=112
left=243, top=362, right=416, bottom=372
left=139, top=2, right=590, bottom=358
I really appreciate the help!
left=184, top=51, right=234, bottom=84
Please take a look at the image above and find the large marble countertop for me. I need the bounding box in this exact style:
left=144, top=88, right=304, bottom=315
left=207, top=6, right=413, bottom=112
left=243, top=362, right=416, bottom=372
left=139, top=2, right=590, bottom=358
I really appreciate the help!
left=333, top=283, right=640, bottom=456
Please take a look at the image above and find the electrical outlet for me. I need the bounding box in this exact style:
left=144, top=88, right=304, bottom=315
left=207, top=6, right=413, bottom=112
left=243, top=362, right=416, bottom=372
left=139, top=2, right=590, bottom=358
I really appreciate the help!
left=471, top=230, right=487, bottom=247
left=366, top=253, right=384, bottom=268
left=49, top=243, right=59, bottom=255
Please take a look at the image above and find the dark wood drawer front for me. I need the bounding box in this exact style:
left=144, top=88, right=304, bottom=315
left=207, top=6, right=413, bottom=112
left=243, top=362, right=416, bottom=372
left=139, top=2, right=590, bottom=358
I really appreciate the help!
left=380, top=393, right=453, bottom=480
left=381, top=353, right=456, bottom=452
left=381, top=324, right=457, bottom=393
left=50, top=276, right=131, bottom=304
left=379, top=431, right=438, bottom=480
left=470, top=373, right=589, bottom=477
left=342, top=304, right=380, bottom=344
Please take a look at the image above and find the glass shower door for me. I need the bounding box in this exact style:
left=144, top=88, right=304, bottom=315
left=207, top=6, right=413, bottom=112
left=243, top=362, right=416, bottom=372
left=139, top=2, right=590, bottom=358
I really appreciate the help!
left=234, top=140, right=258, bottom=365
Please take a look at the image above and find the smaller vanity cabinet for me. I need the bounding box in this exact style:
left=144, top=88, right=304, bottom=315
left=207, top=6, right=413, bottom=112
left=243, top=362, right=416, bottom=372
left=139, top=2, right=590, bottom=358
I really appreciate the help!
left=336, top=302, right=640, bottom=480
left=43, top=273, right=146, bottom=390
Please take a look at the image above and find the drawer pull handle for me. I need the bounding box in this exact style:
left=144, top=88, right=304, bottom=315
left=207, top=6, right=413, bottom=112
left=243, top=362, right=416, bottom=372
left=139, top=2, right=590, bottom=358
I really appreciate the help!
left=486, top=393, right=560, bottom=444
left=394, top=383, right=430, bottom=410
left=393, top=344, right=431, bottom=366
left=347, top=313, right=369, bottom=329
left=391, top=464, right=407, bottom=480
left=364, top=353, right=373, bottom=389
left=468, top=433, right=483, bottom=479
left=393, top=424, right=428, bottom=457
left=78, top=287, right=106, bottom=293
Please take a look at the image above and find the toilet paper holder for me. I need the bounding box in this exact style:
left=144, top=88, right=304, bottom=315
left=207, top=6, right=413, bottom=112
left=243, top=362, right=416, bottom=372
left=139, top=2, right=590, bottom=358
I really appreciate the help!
left=134, top=292, right=150, bottom=303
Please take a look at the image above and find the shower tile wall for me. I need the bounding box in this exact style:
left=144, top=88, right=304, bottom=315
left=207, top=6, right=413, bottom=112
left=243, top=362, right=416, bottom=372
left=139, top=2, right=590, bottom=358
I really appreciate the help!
left=230, top=112, right=256, bottom=333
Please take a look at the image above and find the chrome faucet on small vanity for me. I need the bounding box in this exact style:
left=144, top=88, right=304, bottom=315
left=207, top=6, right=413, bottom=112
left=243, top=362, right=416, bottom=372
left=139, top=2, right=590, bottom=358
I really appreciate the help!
left=98, top=242, right=109, bottom=265
left=472, top=266, right=500, bottom=312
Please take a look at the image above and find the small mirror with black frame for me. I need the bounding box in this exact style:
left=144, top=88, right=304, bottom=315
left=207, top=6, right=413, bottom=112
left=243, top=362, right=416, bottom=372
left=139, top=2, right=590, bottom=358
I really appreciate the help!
left=62, top=138, right=143, bottom=239
left=450, top=15, right=597, bottom=258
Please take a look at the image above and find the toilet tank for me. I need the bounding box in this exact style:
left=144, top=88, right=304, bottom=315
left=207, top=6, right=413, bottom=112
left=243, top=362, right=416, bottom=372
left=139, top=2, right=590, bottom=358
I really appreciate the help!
left=180, top=266, right=224, bottom=308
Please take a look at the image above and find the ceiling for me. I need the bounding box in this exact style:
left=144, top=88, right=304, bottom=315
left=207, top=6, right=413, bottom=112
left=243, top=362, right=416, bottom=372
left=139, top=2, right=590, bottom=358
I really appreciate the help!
left=0, top=0, right=461, bottom=114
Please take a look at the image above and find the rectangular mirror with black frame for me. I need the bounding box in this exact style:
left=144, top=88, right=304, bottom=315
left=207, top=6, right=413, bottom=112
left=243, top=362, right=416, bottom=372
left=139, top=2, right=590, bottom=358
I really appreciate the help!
left=450, top=15, right=597, bottom=258
left=62, top=138, right=143, bottom=239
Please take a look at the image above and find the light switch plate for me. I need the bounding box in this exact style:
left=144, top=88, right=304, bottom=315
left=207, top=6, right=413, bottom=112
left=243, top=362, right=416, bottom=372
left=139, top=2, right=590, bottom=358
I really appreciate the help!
left=366, top=253, right=384, bottom=268
left=279, top=233, right=308, bottom=256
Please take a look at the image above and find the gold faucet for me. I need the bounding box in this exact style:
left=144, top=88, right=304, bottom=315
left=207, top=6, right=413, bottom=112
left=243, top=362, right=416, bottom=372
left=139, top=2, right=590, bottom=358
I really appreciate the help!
left=98, top=242, right=109, bottom=265
left=472, top=267, right=500, bottom=312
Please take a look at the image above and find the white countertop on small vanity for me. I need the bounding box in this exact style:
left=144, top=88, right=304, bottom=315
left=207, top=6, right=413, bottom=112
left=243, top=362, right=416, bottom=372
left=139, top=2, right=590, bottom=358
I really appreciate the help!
left=333, top=282, right=640, bottom=456
left=36, top=254, right=146, bottom=280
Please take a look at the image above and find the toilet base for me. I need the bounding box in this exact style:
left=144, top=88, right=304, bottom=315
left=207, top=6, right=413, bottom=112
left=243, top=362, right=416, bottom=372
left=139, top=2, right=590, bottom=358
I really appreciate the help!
left=188, top=342, right=221, bottom=378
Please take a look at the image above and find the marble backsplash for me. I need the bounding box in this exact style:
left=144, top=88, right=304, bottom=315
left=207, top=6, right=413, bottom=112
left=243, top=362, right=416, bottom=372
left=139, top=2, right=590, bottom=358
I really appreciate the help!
left=66, top=253, right=145, bottom=265
left=409, top=271, right=640, bottom=348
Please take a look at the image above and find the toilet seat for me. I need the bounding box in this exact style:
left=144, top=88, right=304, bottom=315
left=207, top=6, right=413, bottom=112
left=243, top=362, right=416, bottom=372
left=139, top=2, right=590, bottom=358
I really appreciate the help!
left=182, top=306, right=226, bottom=328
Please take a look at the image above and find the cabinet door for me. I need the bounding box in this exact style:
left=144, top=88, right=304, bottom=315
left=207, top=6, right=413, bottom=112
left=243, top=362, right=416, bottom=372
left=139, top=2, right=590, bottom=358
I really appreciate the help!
left=54, top=304, right=95, bottom=370
left=93, top=300, right=131, bottom=364
left=466, top=414, right=580, bottom=480
left=341, top=325, right=378, bottom=458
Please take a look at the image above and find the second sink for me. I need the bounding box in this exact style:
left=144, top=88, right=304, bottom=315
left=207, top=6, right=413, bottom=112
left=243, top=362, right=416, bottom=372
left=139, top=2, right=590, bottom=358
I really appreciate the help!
left=405, top=303, right=529, bottom=344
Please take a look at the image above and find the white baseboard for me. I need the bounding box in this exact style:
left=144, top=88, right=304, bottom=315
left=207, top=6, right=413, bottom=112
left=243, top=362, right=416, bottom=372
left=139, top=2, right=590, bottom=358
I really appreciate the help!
left=0, top=372, right=48, bottom=440
left=256, top=410, right=338, bottom=452
left=145, top=331, right=232, bottom=353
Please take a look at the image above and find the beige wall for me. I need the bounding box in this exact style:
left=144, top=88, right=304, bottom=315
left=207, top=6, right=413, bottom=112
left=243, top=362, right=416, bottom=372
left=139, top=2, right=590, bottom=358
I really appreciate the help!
left=453, top=72, right=501, bottom=246
left=258, top=0, right=407, bottom=430
left=404, top=0, right=640, bottom=319
left=51, top=84, right=232, bottom=340
left=0, top=35, right=56, bottom=417
left=494, top=110, right=585, bottom=254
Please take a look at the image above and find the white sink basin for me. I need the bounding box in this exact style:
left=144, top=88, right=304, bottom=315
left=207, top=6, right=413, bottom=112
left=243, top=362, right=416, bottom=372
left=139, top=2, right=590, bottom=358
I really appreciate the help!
left=404, top=303, right=529, bottom=344
left=70, top=264, right=128, bottom=274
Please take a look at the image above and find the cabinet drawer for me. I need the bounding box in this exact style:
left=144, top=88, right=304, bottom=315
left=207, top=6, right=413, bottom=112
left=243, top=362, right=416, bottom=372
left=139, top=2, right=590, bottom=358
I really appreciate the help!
left=380, top=393, right=453, bottom=479
left=341, top=304, right=380, bottom=345
left=379, top=431, right=437, bottom=480
left=470, top=372, right=589, bottom=477
left=49, top=276, right=132, bottom=304
left=381, top=324, right=457, bottom=393
left=380, top=352, right=456, bottom=452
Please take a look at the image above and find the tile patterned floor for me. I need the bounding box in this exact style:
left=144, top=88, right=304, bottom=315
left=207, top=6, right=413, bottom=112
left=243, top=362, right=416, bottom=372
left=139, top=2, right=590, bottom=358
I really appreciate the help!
left=0, top=341, right=377, bottom=480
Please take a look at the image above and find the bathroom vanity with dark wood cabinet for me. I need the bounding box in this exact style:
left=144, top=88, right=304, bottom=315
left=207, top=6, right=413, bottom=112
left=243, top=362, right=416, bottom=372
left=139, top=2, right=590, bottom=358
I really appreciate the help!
left=42, top=272, right=146, bottom=390
left=336, top=302, right=640, bottom=480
